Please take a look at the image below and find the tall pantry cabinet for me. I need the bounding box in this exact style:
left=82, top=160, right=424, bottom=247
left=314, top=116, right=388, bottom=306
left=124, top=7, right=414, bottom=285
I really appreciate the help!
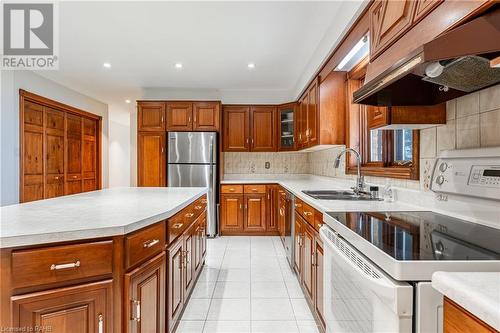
left=20, top=90, right=101, bottom=203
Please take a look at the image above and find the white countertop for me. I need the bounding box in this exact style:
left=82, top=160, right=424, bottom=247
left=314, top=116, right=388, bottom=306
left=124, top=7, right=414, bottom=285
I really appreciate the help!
left=432, top=272, right=500, bottom=330
left=0, top=187, right=207, bottom=248
left=222, top=174, right=423, bottom=214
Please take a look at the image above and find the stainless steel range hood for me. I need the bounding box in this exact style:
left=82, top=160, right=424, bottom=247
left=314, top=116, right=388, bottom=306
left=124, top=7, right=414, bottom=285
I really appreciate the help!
left=353, top=6, right=500, bottom=106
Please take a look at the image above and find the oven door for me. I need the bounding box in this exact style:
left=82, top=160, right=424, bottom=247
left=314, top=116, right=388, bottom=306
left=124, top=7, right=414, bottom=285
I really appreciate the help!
left=320, top=225, right=413, bottom=333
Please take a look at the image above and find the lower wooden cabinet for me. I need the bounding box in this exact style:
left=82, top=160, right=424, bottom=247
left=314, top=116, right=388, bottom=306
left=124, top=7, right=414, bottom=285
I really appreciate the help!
left=293, top=200, right=326, bottom=332
left=444, top=297, right=497, bottom=333
left=11, top=280, right=113, bottom=333
left=124, top=252, right=165, bottom=333
left=220, top=184, right=280, bottom=235
left=167, top=238, right=184, bottom=332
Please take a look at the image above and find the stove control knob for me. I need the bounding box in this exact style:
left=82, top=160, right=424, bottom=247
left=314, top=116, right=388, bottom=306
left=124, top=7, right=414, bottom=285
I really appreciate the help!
left=439, top=162, right=448, bottom=172
left=436, top=175, right=445, bottom=185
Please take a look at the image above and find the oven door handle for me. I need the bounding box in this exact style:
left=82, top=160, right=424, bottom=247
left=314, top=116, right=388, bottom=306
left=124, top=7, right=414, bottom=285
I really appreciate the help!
left=320, top=225, right=413, bottom=317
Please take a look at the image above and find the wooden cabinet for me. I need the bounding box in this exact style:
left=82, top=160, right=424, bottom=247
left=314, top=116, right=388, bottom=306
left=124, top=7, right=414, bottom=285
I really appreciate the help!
left=250, top=106, right=277, bottom=152
left=293, top=199, right=325, bottom=332
left=222, top=105, right=277, bottom=152
left=369, top=0, right=444, bottom=60
left=11, top=280, right=112, bottom=333
left=278, top=103, right=296, bottom=151
left=183, top=222, right=196, bottom=297
left=167, top=239, right=184, bottom=332
left=20, top=90, right=100, bottom=203
left=244, top=193, right=267, bottom=232
left=444, top=297, right=497, bottom=333
left=223, top=106, right=250, bottom=152
left=220, top=184, right=279, bottom=235
left=302, top=220, right=315, bottom=302
left=297, top=79, right=320, bottom=149
left=124, top=253, right=165, bottom=333
left=370, top=0, right=416, bottom=60
left=367, top=104, right=446, bottom=129
left=166, top=102, right=193, bottom=131
left=193, top=102, right=220, bottom=131
left=137, top=132, right=166, bottom=187
left=220, top=194, right=244, bottom=233
left=294, top=212, right=303, bottom=276
left=138, top=102, right=165, bottom=131
left=314, top=237, right=325, bottom=329
left=165, top=101, right=220, bottom=131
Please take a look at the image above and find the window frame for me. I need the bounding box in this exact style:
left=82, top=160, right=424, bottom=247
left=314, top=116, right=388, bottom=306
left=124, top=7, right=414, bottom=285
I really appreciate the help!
left=345, top=58, right=420, bottom=180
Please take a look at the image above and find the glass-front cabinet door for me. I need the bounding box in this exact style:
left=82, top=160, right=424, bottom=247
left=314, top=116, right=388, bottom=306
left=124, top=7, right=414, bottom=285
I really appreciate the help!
left=278, top=103, right=296, bottom=151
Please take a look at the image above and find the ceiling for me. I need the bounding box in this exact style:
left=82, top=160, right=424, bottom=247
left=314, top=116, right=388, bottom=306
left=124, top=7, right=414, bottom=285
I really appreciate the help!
left=37, top=1, right=367, bottom=106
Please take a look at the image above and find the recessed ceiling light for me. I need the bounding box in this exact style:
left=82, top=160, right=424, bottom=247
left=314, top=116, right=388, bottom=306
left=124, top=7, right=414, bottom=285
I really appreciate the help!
left=125, top=99, right=131, bottom=104
left=103, top=62, right=111, bottom=68
left=175, top=63, right=183, bottom=69
left=247, top=63, right=256, bottom=69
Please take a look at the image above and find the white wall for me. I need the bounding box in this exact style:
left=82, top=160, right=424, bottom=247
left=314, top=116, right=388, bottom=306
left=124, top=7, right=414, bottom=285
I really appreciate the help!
left=1, top=71, right=109, bottom=206
left=108, top=104, right=131, bottom=188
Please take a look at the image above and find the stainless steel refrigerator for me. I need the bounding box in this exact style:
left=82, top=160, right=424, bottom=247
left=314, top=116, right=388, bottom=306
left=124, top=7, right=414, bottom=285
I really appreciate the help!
left=167, top=132, right=218, bottom=237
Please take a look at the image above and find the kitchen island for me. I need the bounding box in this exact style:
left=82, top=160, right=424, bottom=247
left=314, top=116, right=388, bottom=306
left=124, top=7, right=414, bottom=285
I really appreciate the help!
left=0, top=187, right=208, bottom=333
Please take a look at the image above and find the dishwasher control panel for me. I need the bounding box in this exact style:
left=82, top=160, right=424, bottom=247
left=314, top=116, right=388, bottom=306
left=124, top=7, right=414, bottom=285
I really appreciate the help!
left=430, top=148, right=500, bottom=200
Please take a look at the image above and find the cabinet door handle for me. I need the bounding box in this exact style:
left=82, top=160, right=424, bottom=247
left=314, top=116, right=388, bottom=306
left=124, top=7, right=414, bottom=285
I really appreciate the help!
left=50, top=260, right=80, bottom=271
left=311, top=252, right=315, bottom=267
left=131, top=300, right=141, bottom=322
left=185, top=212, right=195, bottom=218
left=188, top=116, right=191, bottom=123
left=240, top=204, right=243, bottom=209
left=98, top=314, right=104, bottom=333
left=143, top=239, right=159, bottom=248
left=172, top=222, right=184, bottom=229
left=186, top=250, right=190, bottom=264
left=246, top=138, right=249, bottom=144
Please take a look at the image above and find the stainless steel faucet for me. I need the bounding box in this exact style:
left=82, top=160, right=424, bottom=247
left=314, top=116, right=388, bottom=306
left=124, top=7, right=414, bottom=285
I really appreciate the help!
left=334, top=148, right=365, bottom=195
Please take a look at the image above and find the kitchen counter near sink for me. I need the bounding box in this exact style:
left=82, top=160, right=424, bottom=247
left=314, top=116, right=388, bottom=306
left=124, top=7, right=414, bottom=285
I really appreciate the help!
left=221, top=174, right=423, bottom=215
left=0, top=187, right=207, bottom=248
left=432, top=272, right=500, bottom=331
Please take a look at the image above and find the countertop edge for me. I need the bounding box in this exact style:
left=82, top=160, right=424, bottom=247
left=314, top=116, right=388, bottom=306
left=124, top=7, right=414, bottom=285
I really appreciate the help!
left=432, top=271, right=500, bottom=331
left=0, top=188, right=207, bottom=249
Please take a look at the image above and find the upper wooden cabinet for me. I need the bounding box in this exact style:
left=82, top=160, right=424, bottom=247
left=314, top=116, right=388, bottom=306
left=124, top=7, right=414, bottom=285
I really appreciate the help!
left=193, top=102, right=220, bottom=131
left=297, top=79, right=319, bottom=149
left=138, top=101, right=166, bottom=131
left=223, top=105, right=277, bottom=152
left=223, top=106, right=250, bottom=151
left=20, top=90, right=101, bottom=203
left=369, top=0, right=444, bottom=60
left=367, top=104, right=446, bottom=130
left=277, top=103, right=296, bottom=151
left=250, top=106, right=277, bottom=152
left=139, top=101, right=220, bottom=132
left=166, top=102, right=193, bottom=131
left=137, top=132, right=166, bottom=187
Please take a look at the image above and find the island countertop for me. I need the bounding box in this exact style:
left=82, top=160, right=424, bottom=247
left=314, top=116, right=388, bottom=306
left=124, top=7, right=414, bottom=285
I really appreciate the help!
left=0, top=187, right=207, bottom=248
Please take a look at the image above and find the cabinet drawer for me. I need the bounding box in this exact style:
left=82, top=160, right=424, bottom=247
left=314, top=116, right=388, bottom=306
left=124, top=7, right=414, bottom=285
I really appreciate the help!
left=244, top=184, right=266, bottom=194
left=12, top=241, right=113, bottom=289
left=193, top=195, right=207, bottom=216
left=167, top=212, right=189, bottom=244
left=294, top=197, right=304, bottom=215
left=221, top=185, right=243, bottom=194
left=300, top=202, right=315, bottom=226
left=125, top=222, right=165, bottom=269
left=314, top=210, right=323, bottom=233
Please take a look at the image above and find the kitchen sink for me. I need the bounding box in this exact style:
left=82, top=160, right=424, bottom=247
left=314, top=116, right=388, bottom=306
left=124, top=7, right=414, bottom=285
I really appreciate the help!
left=302, top=190, right=383, bottom=201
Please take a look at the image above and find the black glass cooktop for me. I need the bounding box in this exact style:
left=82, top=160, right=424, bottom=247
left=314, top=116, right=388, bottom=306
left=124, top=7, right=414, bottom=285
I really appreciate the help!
left=326, top=211, right=500, bottom=261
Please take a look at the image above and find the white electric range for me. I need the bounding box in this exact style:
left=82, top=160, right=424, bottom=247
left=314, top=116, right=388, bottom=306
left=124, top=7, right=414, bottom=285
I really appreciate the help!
left=320, top=148, right=500, bottom=333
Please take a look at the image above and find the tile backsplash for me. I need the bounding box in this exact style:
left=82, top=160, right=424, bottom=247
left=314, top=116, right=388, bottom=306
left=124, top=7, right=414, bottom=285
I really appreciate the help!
left=223, top=84, right=500, bottom=191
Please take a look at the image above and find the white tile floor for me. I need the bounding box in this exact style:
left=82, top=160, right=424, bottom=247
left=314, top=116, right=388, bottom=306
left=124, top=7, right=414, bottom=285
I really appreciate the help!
left=177, top=236, right=320, bottom=333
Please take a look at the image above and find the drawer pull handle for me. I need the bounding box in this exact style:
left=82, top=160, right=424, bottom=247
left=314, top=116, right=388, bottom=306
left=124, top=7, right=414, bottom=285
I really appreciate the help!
left=50, top=260, right=80, bottom=271
left=54, top=176, right=60, bottom=180
left=143, top=239, right=160, bottom=248
left=185, top=212, right=195, bottom=218
left=172, top=223, right=184, bottom=229
left=229, top=188, right=235, bottom=192
left=303, top=211, right=313, bottom=216
left=295, top=203, right=302, bottom=208
left=72, top=175, right=78, bottom=179
left=201, top=199, right=207, bottom=204
left=252, top=188, right=258, bottom=192
left=98, top=314, right=104, bottom=333
left=194, top=205, right=202, bottom=210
